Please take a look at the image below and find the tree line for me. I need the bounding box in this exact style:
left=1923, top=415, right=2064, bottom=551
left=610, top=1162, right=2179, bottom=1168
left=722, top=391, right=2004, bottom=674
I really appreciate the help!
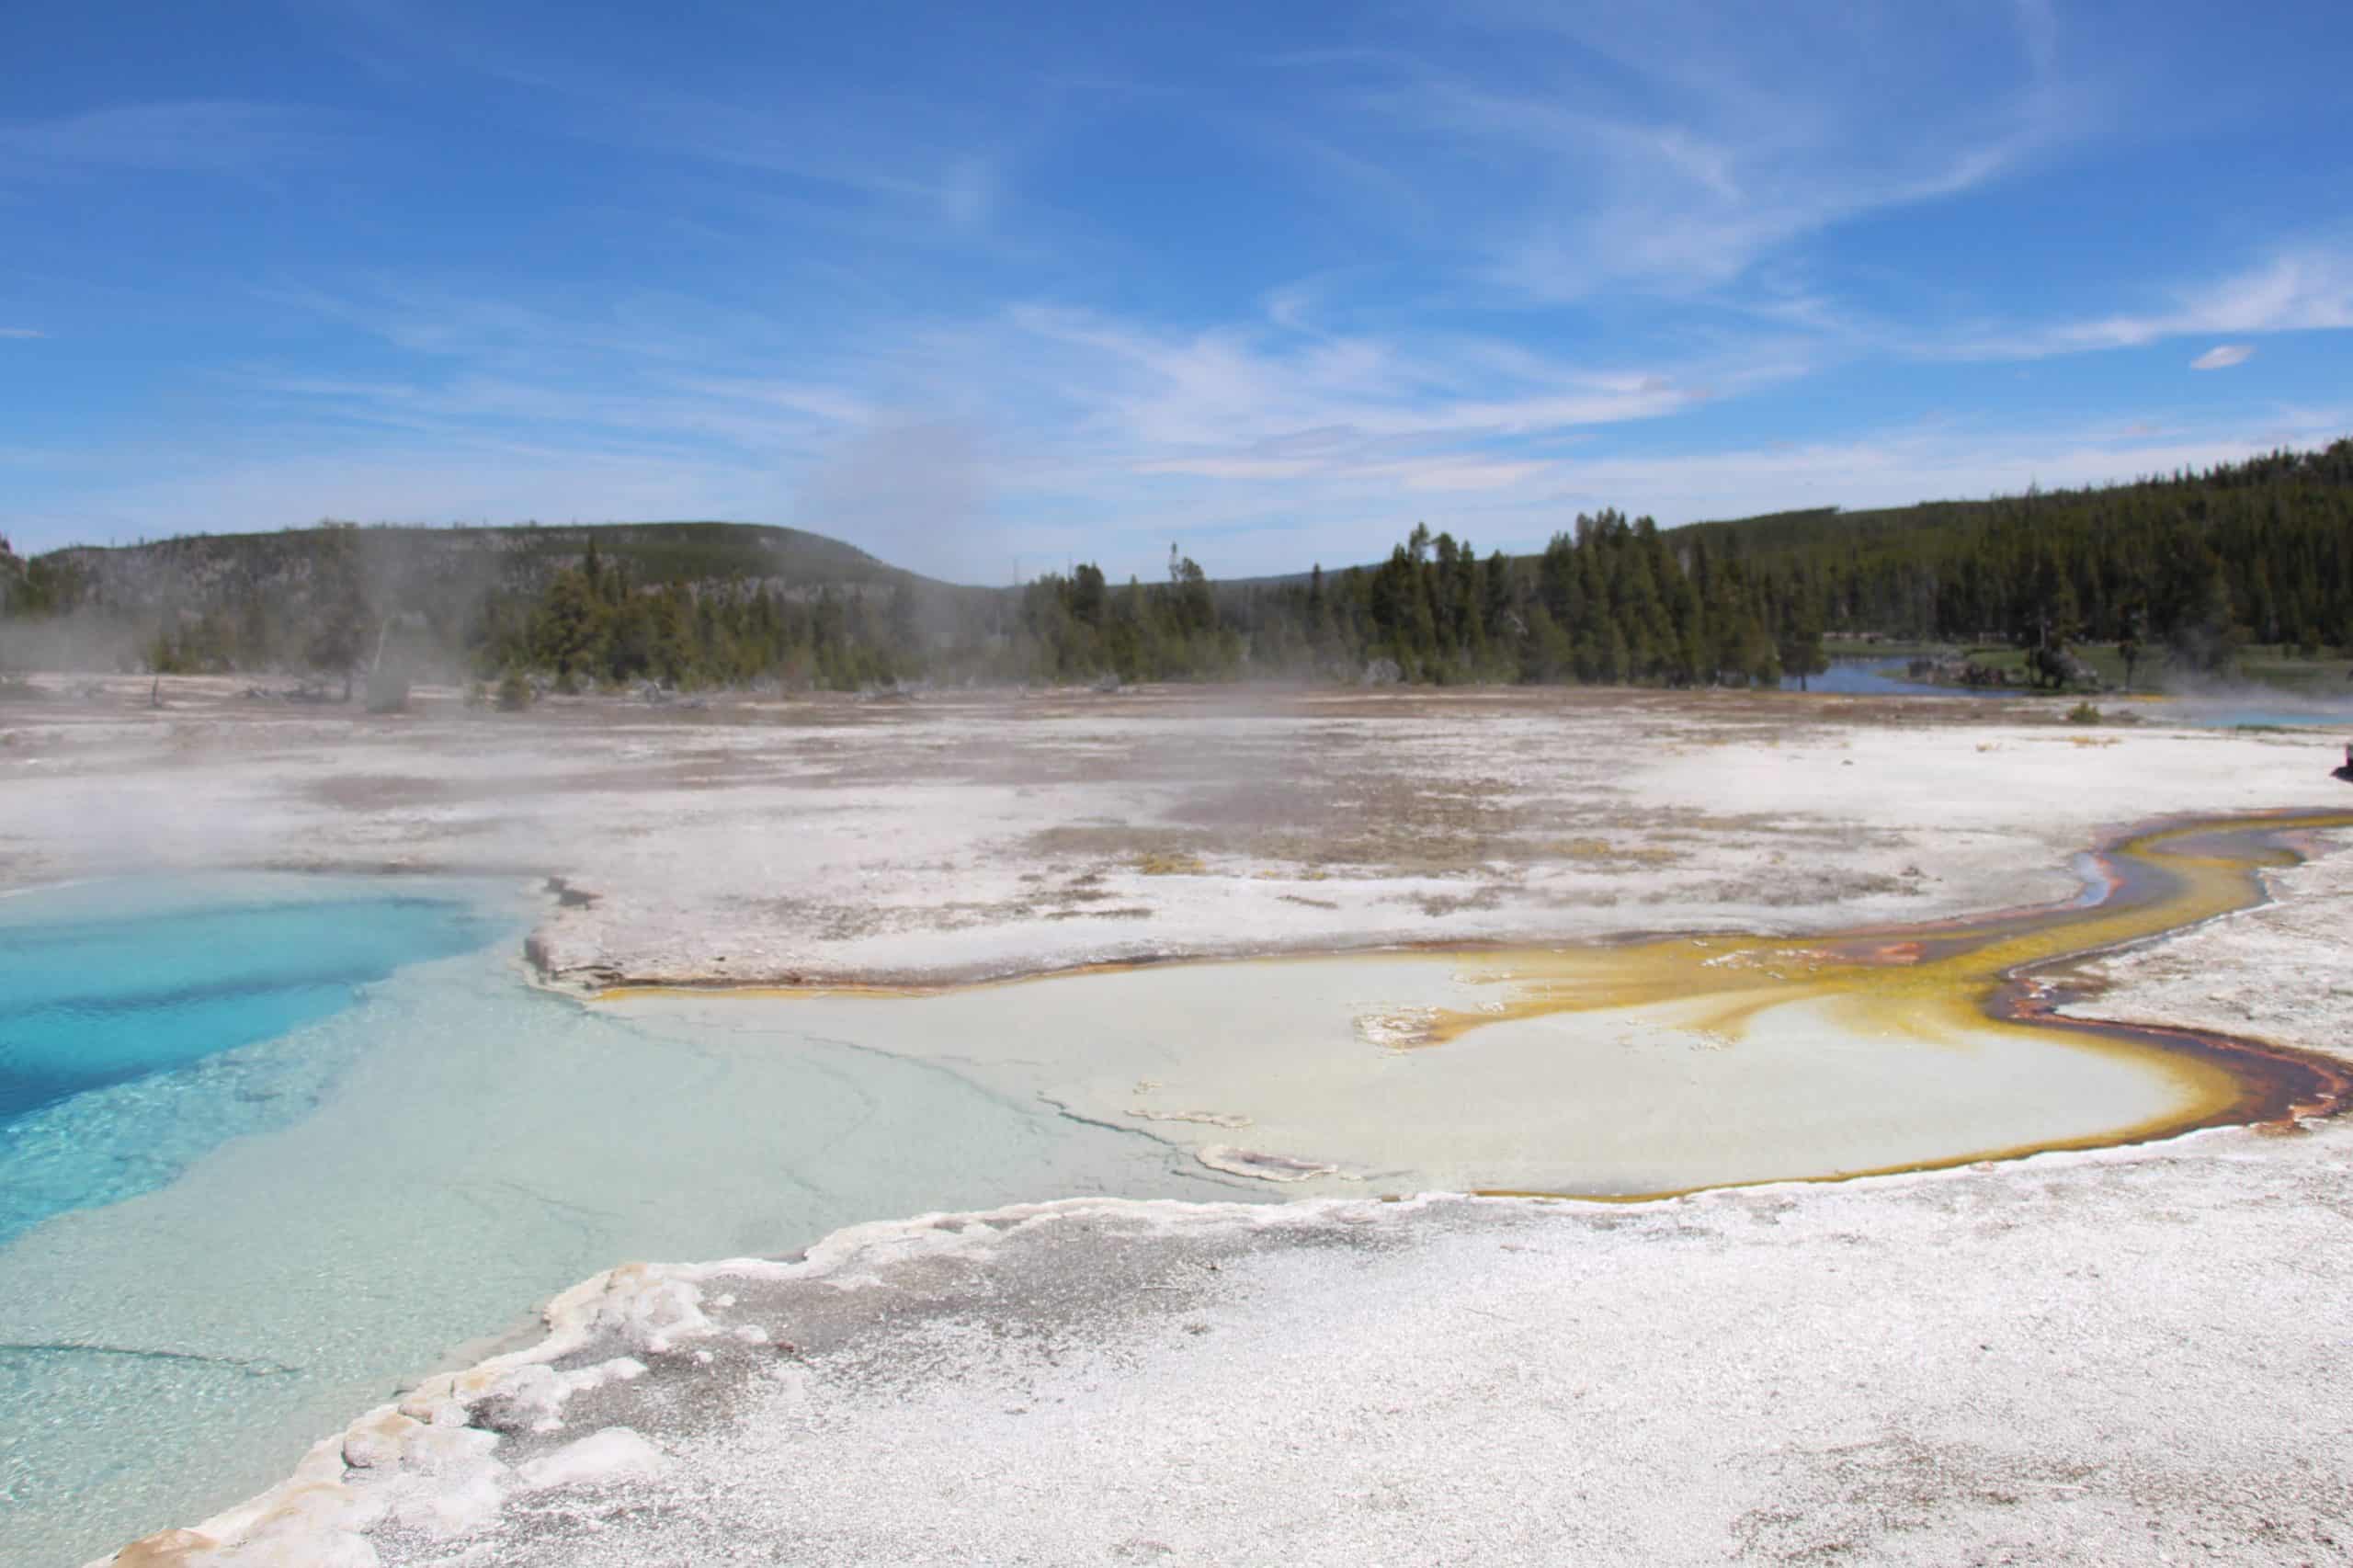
left=460, top=519, right=1830, bottom=691
left=1685, top=439, right=2353, bottom=673
left=5, top=437, right=2350, bottom=691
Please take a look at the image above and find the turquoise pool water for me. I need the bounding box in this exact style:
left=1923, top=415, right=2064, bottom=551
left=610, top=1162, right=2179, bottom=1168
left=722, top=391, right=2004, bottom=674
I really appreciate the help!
left=1780, top=658, right=2010, bottom=697
left=0, top=878, right=506, bottom=1245
left=1779, top=662, right=2353, bottom=735
left=0, top=875, right=1233, bottom=1567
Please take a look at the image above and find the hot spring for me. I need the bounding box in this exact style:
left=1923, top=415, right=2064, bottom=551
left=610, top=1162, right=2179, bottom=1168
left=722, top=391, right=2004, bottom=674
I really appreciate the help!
left=0, top=876, right=1229, bottom=1567
left=5, top=815, right=2346, bottom=1565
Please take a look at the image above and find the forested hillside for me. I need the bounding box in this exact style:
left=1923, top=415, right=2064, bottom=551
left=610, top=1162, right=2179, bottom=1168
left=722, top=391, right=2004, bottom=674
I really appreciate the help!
left=0, top=521, right=965, bottom=686
left=3, top=438, right=2348, bottom=692
left=1683, top=440, right=2353, bottom=655
left=1006, top=439, right=2353, bottom=688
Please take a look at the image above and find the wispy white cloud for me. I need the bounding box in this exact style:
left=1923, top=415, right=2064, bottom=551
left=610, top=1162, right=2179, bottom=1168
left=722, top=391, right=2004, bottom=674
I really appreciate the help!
left=28, top=441, right=792, bottom=541
left=2191, top=344, right=2255, bottom=371
left=0, top=101, right=326, bottom=180
left=19, top=386, right=2347, bottom=580
left=102, top=228, right=2339, bottom=578
left=2060, top=250, right=2353, bottom=349
left=1945, top=248, right=2353, bottom=360
left=2012, top=0, right=2060, bottom=78
left=1527, top=413, right=2353, bottom=525
left=11, top=266, right=1786, bottom=567
left=1221, top=113, right=1439, bottom=235
left=1267, top=2, right=2083, bottom=303
left=11, top=4, right=2345, bottom=576
left=312, top=1, right=1017, bottom=235
left=994, top=302, right=1732, bottom=455
left=585, top=94, right=1009, bottom=232
left=1108, top=403, right=2353, bottom=569
left=995, top=404, right=2353, bottom=575
left=0, top=327, right=44, bottom=339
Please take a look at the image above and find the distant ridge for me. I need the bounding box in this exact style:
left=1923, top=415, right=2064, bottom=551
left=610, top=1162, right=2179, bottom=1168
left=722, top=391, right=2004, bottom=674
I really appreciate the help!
left=34, top=520, right=941, bottom=616
left=1222, top=443, right=2353, bottom=588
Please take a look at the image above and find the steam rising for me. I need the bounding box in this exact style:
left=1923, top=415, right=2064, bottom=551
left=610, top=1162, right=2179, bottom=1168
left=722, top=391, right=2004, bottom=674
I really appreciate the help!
left=794, top=420, right=997, bottom=584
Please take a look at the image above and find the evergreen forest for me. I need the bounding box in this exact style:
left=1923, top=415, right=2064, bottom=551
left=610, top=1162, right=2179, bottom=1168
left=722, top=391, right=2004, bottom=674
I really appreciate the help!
left=4, top=438, right=2349, bottom=694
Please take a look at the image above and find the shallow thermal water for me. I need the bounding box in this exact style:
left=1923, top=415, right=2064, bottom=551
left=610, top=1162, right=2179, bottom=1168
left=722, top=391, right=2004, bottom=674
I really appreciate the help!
left=611, top=813, right=2352, bottom=1202
left=0, top=877, right=506, bottom=1246
left=2166, top=698, right=2353, bottom=731
left=622, top=960, right=2195, bottom=1197
left=1780, top=660, right=2353, bottom=731
left=1779, top=657, right=2009, bottom=698
left=9, top=818, right=2345, bottom=1565
left=0, top=878, right=1233, bottom=1568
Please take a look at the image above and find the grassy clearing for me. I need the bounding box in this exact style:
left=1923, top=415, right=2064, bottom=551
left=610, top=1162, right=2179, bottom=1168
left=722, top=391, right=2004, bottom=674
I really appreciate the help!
left=1823, top=638, right=1961, bottom=659
left=1955, top=641, right=2350, bottom=696
left=2234, top=644, right=2353, bottom=691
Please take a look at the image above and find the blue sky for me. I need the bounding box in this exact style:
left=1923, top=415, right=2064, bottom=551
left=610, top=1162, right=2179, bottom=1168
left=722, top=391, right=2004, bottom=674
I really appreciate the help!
left=3, top=1, right=2348, bottom=581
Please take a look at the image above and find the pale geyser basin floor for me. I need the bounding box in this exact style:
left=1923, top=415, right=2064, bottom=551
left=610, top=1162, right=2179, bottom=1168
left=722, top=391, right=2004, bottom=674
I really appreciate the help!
left=28, top=814, right=2349, bottom=1567
left=617, top=949, right=2200, bottom=1200
left=611, top=812, right=2353, bottom=1200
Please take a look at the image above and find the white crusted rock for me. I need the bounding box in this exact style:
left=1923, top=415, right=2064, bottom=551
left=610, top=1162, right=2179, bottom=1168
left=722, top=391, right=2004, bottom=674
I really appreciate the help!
left=517, top=1427, right=674, bottom=1492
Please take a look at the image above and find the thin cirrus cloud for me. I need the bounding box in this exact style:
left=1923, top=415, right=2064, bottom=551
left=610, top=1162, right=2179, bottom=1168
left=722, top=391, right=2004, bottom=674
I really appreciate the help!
left=2059, top=250, right=2353, bottom=349
left=0, top=100, right=326, bottom=179
left=1274, top=0, right=2081, bottom=303
left=310, top=0, right=1012, bottom=233
left=20, top=277, right=1746, bottom=567
left=4, top=1, right=2351, bottom=569
left=994, top=303, right=1719, bottom=448
left=1517, top=408, right=2353, bottom=529
left=22, top=383, right=2349, bottom=580
left=16, top=247, right=2338, bottom=576
left=574, top=92, right=1007, bottom=231
left=1926, top=248, right=2353, bottom=362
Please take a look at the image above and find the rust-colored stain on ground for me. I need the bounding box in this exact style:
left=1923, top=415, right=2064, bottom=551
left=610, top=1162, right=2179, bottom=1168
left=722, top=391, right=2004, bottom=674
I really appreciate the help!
left=1434, top=810, right=2353, bottom=1195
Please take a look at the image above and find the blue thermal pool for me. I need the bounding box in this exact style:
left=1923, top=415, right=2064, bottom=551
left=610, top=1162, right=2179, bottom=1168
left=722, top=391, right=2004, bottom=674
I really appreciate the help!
left=1781, top=658, right=2011, bottom=698
left=1, top=833, right=2325, bottom=1566
left=0, top=875, right=1230, bottom=1567
left=0, top=879, right=505, bottom=1245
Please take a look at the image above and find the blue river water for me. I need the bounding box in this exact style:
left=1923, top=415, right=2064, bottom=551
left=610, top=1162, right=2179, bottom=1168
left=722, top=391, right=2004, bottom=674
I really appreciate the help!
left=0, top=878, right=506, bottom=1246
